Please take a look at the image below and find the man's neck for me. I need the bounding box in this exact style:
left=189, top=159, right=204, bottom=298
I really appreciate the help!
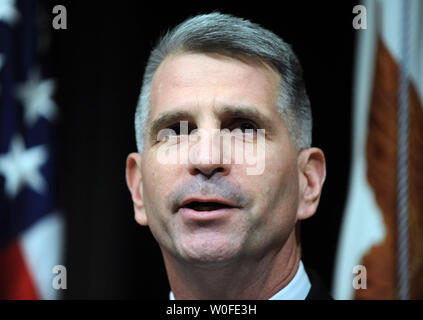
left=163, top=232, right=301, bottom=300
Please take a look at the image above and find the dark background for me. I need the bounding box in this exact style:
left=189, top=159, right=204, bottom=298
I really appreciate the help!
left=49, top=1, right=356, bottom=299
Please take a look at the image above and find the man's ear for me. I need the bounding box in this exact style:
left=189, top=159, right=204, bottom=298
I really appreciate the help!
left=126, top=152, right=148, bottom=226
left=296, top=148, right=326, bottom=221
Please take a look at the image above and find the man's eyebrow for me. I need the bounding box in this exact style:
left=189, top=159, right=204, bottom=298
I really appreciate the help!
left=217, top=105, right=273, bottom=127
left=148, top=110, right=193, bottom=140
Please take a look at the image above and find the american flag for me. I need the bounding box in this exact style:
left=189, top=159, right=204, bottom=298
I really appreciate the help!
left=0, top=0, right=64, bottom=299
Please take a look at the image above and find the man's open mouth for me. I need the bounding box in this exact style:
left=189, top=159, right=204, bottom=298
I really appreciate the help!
left=182, top=201, right=234, bottom=212
left=178, top=198, right=239, bottom=221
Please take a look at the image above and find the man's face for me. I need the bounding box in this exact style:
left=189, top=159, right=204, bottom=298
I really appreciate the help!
left=133, top=52, right=305, bottom=266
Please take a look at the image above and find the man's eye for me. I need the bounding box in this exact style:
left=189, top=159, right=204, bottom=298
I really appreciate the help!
left=168, top=123, right=183, bottom=136
left=161, top=122, right=196, bottom=138
left=239, top=121, right=257, bottom=132
left=229, top=120, right=258, bottom=133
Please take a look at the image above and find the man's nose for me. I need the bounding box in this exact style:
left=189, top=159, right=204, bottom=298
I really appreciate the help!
left=187, top=129, right=231, bottom=178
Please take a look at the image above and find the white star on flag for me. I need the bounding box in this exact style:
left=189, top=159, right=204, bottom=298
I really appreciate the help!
left=0, top=0, right=20, bottom=26
left=0, top=135, right=48, bottom=198
left=16, top=69, right=58, bottom=127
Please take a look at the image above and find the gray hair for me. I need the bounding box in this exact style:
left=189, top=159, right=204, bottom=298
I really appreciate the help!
left=135, top=12, right=312, bottom=153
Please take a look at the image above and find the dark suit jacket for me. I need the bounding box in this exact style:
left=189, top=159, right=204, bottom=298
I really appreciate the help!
left=305, top=268, right=333, bottom=300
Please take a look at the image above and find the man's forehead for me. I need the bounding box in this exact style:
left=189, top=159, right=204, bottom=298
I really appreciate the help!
left=149, top=52, right=281, bottom=119
left=153, top=52, right=279, bottom=86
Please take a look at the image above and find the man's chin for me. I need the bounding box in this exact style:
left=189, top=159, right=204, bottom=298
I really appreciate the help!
left=176, top=237, right=241, bottom=268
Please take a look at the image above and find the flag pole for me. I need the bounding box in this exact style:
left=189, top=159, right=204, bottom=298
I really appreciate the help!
left=397, top=0, right=410, bottom=301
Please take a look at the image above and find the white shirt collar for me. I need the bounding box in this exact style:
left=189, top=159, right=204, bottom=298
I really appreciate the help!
left=169, top=260, right=311, bottom=300
left=269, top=261, right=311, bottom=300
